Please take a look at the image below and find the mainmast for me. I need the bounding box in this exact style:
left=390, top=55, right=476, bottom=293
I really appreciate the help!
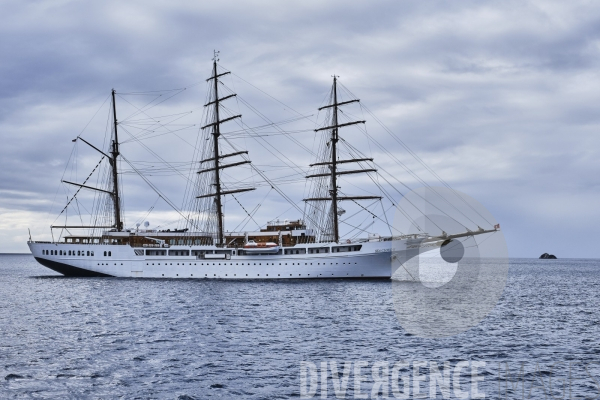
left=197, top=53, right=254, bottom=246
left=111, top=89, right=123, bottom=231
left=304, top=76, right=381, bottom=243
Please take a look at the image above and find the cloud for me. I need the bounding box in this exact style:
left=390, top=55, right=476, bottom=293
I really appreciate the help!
left=0, top=0, right=599, bottom=257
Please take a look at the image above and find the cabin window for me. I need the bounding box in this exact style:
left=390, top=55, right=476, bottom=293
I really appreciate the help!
left=87, top=251, right=90, bottom=256
left=77, top=251, right=80, bottom=256
left=108, top=251, right=112, bottom=256
left=104, top=251, right=107, bottom=256
left=91, top=251, right=94, bottom=256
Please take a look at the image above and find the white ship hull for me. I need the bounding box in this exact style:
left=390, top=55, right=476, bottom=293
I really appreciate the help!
left=28, top=240, right=403, bottom=279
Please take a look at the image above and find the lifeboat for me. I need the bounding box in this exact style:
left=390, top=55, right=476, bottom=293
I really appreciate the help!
left=243, top=240, right=280, bottom=254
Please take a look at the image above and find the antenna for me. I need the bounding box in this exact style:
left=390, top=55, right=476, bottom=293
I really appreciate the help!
left=213, top=50, right=220, bottom=62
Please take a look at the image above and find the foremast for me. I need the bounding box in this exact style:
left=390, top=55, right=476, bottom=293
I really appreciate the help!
left=304, top=76, right=381, bottom=243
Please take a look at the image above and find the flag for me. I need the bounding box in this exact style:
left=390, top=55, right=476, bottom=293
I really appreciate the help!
left=494, top=224, right=500, bottom=229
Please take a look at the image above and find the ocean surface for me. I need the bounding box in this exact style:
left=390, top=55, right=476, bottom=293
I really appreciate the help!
left=1, top=254, right=599, bottom=399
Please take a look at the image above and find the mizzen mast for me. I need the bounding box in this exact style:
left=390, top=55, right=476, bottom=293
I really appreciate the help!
left=53, top=89, right=123, bottom=231
left=110, top=89, right=123, bottom=231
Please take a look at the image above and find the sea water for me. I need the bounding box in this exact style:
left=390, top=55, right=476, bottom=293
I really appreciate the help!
left=0, top=254, right=599, bottom=398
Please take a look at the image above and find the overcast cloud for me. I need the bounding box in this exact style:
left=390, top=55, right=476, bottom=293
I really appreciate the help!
left=1, top=0, right=599, bottom=257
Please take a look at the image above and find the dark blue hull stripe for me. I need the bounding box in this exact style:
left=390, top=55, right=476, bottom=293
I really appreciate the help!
left=34, top=257, right=114, bottom=277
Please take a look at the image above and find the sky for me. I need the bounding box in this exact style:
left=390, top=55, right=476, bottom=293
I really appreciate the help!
left=1, top=0, right=599, bottom=258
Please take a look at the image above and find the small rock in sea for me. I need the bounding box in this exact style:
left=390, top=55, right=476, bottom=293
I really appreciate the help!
left=539, top=253, right=557, bottom=259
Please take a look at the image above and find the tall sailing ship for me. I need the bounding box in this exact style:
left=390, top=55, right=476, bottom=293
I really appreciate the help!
left=27, top=58, right=497, bottom=278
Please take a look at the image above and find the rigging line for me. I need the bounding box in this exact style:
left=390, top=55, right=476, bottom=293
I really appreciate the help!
left=133, top=196, right=160, bottom=227
left=53, top=156, right=106, bottom=221
left=232, top=203, right=260, bottom=232
left=119, top=93, right=165, bottom=123
left=343, top=216, right=374, bottom=240
left=122, top=110, right=199, bottom=122
left=352, top=127, right=482, bottom=228
left=231, top=192, right=261, bottom=231
left=339, top=218, right=376, bottom=236
left=341, top=135, right=468, bottom=231
left=228, top=70, right=314, bottom=120
left=220, top=83, right=317, bottom=156
left=237, top=203, right=262, bottom=233
left=358, top=102, right=494, bottom=227
left=239, top=153, right=322, bottom=231
left=381, top=199, right=394, bottom=237
left=48, top=144, right=77, bottom=225
left=118, top=88, right=187, bottom=123
left=116, top=96, right=198, bottom=149
left=120, top=123, right=197, bottom=144
left=232, top=94, right=317, bottom=159
left=119, top=88, right=188, bottom=94
left=222, top=131, right=306, bottom=182
left=121, top=155, right=196, bottom=229
left=119, top=126, right=195, bottom=184
left=337, top=81, right=486, bottom=223
left=78, top=94, right=112, bottom=137
left=347, top=197, right=403, bottom=236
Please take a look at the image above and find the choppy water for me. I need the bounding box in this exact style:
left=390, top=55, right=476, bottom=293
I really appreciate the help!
left=1, top=254, right=599, bottom=399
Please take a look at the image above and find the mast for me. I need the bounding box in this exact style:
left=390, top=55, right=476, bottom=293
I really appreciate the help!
left=198, top=52, right=254, bottom=246
left=304, top=76, right=381, bottom=243
left=111, top=89, right=123, bottom=231
left=331, top=76, right=340, bottom=242
left=211, top=60, right=225, bottom=245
